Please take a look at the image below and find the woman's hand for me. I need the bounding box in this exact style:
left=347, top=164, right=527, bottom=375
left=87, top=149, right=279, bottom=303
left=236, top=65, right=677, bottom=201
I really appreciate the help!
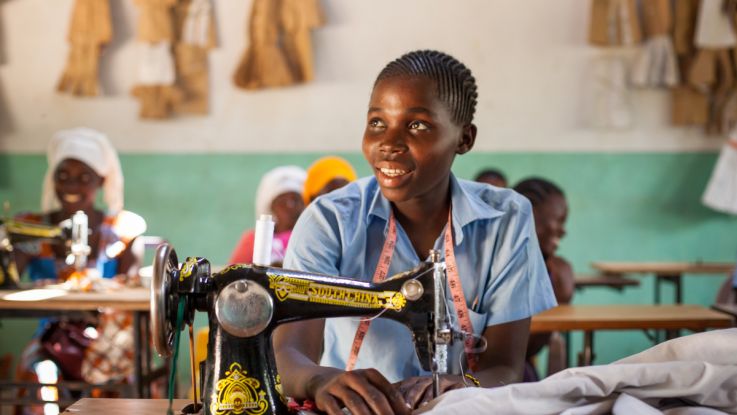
left=393, top=375, right=466, bottom=410
left=311, top=368, right=410, bottom=415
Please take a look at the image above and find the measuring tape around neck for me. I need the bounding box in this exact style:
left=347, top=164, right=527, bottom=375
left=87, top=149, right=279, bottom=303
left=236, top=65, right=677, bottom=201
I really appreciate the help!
left=345, top=209, right=479, bottom=372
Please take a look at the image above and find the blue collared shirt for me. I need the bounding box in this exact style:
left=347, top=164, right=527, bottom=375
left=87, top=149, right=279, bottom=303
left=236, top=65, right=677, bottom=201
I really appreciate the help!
left=284, top=174, right=556, bottom=382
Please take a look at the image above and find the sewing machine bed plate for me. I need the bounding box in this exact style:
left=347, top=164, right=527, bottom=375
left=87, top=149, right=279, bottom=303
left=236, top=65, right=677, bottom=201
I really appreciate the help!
left=61, top=398, right=190, bottom=414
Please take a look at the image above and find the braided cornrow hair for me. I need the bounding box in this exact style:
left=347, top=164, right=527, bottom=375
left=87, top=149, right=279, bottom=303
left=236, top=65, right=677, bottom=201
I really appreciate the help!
left=513, top=178, right=565, bottom=207
left=375, top=50, right=478, bottom=126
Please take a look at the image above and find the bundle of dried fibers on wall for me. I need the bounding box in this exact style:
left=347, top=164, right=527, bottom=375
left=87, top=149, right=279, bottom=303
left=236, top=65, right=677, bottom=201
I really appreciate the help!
left=280, top=0, right=323, bottom=83
left=631, top=0, right=679, bottom=88
left=130, top=0, right=182, bottom=119
left=588, top=0, right=737, bottom=135
left=233, top=0, right=323, bottom=90
left=682, top=0, right=737, bottom=134
left=173, top=0, right=217, bottom=115
left=57, top=0, right=112, bottom=97
left=588, top=0, right=642, bottom=47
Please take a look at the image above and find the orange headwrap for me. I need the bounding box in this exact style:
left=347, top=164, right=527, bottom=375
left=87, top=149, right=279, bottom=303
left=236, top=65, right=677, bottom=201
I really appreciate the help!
left=303, top=156, right=358, bottom=204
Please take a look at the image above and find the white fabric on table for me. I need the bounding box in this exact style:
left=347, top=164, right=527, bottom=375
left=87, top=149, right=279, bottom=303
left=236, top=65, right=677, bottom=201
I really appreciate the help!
left=421, top=329, right=737, bottom=415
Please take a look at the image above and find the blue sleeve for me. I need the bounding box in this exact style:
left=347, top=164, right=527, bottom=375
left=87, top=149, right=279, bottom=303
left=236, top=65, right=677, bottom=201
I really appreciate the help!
left=283, top=202, right=342, bottom=277
left=484, top=197, right=557, bottom=326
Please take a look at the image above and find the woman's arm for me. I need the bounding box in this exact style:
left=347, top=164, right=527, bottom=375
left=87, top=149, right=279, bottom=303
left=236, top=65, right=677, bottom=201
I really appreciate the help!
left=273, top=319, right=409, bottom=415
left=273, top=319, right=330, bottom=398
left=395, top=317, right=531, bottom=408
left=476, top=317, right=530, bottom=386
left=548, top=256, right=575, bottom=304
left=117, top=237, right=140, bottom=279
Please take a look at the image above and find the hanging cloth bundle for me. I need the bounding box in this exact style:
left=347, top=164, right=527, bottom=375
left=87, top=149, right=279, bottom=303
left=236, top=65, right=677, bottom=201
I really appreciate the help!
left=671, top=0, right=709, bottom=126
left=631, top=0, right=679, bottom=88
left=173, top=0, right=217, bottom=114
left=586, top=54, right=632, bottom=129
left=130, top=0, right=182, bottom=119
left=703, top=130, right=737, bottom=215
left=673, top=0, right=700, bottom=56
left=588, top=0, right=642, bottom=47
left=233, top=0, right=295, bottom=89
left=688, top=0, right=737, bottom=134
left=57, top=0, right=112, bottom=96
left=233, top=0, right=323, bottom=89
left=279, top=0, right=324, bottom=82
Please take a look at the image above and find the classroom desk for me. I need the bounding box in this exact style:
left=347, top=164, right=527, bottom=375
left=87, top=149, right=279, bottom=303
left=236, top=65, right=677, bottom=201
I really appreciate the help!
left=574, top=275, right=640, bottom=291
left=712, top=303, right=737, bottom=320
left=0, top=287, right=166, bottom=405
left=61, top=398, right=190, bottom=415
left=530, top=304, right=733, bottom=366
left=591, top=262, right=735, bottom=304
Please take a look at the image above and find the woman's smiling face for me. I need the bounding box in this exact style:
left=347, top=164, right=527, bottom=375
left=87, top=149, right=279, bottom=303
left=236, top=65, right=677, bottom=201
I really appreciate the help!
left=53, top=158, right=103, bottom=214
left=533, top=193, right=568, bottom=258
left=362, top=76, right=472, bottom=205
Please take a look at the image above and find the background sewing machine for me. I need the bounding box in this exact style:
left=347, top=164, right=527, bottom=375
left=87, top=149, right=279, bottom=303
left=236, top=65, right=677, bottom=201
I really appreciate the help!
left=151, top=243, right=459, bottom=415
left=0, top=209, right=90, bottom=288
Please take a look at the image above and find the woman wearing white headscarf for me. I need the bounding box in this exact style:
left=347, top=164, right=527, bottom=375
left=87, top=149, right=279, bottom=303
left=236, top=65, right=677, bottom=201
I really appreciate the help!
left=229, top=165, right=306, bottom=266
left=14, top=127, right=138, bottom=281
left=14, top=128, right=143, bottom=413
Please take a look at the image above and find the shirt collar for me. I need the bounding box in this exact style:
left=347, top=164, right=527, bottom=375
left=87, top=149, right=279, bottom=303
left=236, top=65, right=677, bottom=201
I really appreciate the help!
left=367, top=173, right=505, bottom=245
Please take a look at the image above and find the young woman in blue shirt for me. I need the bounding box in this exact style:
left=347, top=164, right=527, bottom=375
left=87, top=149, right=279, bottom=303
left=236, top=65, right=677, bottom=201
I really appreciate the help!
left=274, top=50, right=556, bottom=415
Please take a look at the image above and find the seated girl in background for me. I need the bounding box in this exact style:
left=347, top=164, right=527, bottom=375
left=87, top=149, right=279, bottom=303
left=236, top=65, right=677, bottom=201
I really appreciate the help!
left=303, top=156, right=358, bottom=204
left=274, top=50, right=556, bottom=414
left=513, top=177, right=574, bottom=381
left=14, top=128, right=144, bottom=413
left=229, top=166, right=306, bottom=266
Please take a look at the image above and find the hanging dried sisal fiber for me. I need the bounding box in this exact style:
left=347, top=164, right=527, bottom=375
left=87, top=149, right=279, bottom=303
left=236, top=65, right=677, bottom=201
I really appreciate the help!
left=130, top=0, right=182, bottom=119
left=57, top=0, right=112, bottom=97
left=280, top=0, right=324, bottom=82
left=233, top=0, right=296, bottom=90
left=173, top=0, right=217, bottom=114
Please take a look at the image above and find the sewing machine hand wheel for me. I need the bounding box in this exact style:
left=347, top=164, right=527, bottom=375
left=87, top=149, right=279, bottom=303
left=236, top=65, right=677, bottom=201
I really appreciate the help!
left=151, top=242, right=179, bottom=357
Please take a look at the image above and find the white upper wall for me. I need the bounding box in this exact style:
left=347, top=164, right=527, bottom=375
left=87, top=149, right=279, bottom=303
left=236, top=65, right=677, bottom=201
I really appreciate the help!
left=0, top=0, right=724, bottom=153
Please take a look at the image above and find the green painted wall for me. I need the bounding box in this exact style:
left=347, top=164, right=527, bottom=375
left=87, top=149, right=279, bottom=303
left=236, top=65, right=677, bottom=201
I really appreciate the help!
left=1, top=152, right=736, bottom=392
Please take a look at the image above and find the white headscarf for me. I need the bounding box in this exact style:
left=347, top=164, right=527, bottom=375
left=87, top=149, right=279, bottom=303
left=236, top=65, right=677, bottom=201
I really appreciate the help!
left=255, top=166, right=306, bottom=222
left=41, top=128, right=124, bottom=214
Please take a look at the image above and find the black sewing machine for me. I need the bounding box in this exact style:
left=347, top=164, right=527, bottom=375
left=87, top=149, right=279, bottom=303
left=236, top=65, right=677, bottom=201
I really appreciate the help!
left=0, top=210, right=90, bottom=288
left=150, top=243, right=456, bottom=415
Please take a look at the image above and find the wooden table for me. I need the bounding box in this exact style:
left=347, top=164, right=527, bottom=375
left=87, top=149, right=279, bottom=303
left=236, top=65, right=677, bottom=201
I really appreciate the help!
left=531, top=304, right=733, bottom=366
left=0, top=287, right=166, bottom=404
left=591, top=262, right=735, bottom=304
left=0, top=287, right=150, bottom=311
left=713, top=303, right=737, bottom=319
left=61, top=398, right=190, bottom=415
left=574, top=275, right=640, bottom=291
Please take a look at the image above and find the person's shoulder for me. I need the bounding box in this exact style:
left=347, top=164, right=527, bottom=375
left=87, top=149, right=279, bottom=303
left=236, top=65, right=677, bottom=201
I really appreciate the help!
left=458, top=178, right=533, bottom=219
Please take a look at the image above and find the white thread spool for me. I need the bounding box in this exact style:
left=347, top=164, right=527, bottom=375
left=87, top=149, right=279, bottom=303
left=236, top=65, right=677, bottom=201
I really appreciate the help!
left=252, top=214, right=275, bottom=266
